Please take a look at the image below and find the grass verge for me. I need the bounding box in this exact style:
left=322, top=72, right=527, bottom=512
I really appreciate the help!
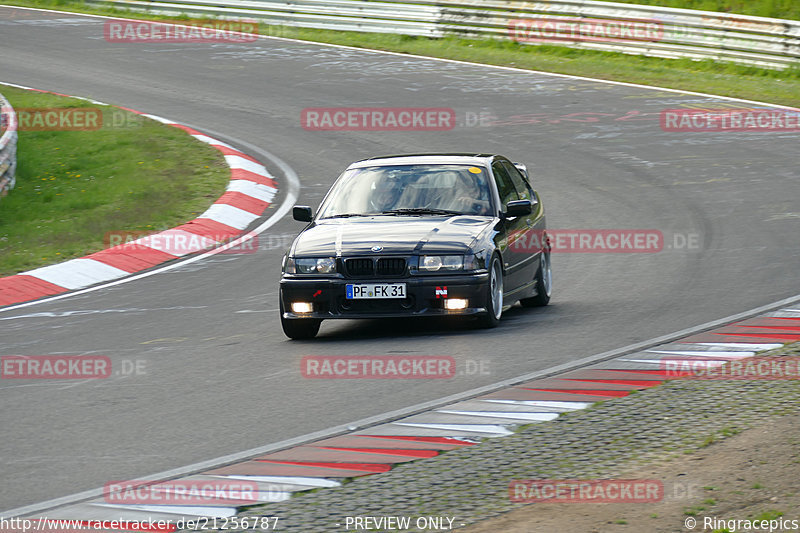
left=3, top=0, right=800, bottom=109
left=592, top=0, right=800, bottom=20
left=0, top=84, right=229, bottom=276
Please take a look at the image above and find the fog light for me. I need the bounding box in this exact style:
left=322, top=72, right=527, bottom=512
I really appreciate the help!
left=444, top=298, right=468, bottom=310
left=291, top=302, right=313, bottom=314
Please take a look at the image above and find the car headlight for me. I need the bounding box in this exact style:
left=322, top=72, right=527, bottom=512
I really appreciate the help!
left=286, top=257, right=337, bottom=274
left=419, top=255, right=475, bottom=272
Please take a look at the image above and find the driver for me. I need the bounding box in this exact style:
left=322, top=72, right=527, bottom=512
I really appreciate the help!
left=368, top=175, right=403, bottom=212
left=448, top=172, right=491, bottom=214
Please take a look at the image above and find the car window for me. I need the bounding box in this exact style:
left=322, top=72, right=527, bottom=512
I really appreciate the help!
left=502, top=161, right=533, bottom=201
left=491, top=161, right=519, bottom=208
left=316, top=164, right=493, bottom=217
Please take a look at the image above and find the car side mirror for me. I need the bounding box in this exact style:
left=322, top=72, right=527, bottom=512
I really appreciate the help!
left=293, top=205, right=313, bottom=222
left=504, top=199, right=532, bottom=218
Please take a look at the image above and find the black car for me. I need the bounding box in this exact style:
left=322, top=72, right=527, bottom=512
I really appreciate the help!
left=279, top=153, right=551, bottom=339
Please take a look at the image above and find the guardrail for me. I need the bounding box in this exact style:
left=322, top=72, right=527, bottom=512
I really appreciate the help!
left=0, top=93, right=18, bottom=202
left=89, top=0, right=800, bottom=69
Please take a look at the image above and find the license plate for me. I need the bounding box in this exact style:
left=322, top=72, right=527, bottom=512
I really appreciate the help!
left=346, top=283, right=406, bottom=299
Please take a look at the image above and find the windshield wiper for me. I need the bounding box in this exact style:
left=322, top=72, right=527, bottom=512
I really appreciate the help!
left=322, top=213, right=367, bottom=219
left=382, top=208, right=463, bottom=216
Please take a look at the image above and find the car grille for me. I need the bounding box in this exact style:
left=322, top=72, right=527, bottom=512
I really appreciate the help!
left=376, top=258, right=406, bottom=276
left=345, top=258, right=374, bottom=276
left=344, top=257, right=407, bottom=277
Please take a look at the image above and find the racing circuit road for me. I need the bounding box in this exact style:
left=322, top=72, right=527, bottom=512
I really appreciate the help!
left=1, top=5, right=799, bottom=513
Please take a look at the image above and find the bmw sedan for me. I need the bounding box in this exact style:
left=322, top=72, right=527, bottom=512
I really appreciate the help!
left=279, top=153, right=551, bottom=339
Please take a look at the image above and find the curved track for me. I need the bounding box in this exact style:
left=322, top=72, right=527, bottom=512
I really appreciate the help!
left=1, top=6, right=799, bottom=512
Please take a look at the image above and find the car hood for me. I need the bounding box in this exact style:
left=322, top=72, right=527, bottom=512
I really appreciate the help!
left=292, top=216, right=495, bottom=256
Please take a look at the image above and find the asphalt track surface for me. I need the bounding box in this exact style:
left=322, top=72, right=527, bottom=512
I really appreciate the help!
left=1, top=6, right=799, bottom=513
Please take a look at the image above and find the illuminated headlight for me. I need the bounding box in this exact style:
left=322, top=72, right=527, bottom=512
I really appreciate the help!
left=419, top=255, right=476, bottom=272
left=444, top=298, right=468, bottom=310
left=291, top=302, right=313, bottom=314
left=286, top=257, right=337, bottom=274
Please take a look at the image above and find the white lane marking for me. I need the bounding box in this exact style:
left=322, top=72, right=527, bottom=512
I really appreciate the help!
left=215, top=475, right=341, bottom=488
left=224, top=155, right=271, bottom=177
left=620, top=359, right=728, bottom=367
left=198, top=203, right=260, bottom=230
left=140, top=113, right=175, bottom=124
left=693, top=342, right=784, bottom=350
left=191, top=134, right=235, bottom=149
left=436, top=410, right=559, bottom=422
left=480, top=399, right=592, bottom=410
left=23, top=259, right=129, bottom=290
left=392, top=423, right=514, bottom=436
left=91, top=503, right=235, bottom=517
left=773, top=309, right=800, bottom=315
left=646, top=350, right=755, bottom=359
left=227, top=179, right=277, bottom=202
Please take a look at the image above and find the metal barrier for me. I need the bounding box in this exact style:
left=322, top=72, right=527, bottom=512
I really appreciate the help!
left=0, top=93, right=17, bottom=202
left=88, top=0, right=800, bottom=69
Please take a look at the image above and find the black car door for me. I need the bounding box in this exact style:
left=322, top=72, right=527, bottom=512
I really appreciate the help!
left=503, top=160, right=543, bottom=285
left=491, top=161, right=527, bottom=292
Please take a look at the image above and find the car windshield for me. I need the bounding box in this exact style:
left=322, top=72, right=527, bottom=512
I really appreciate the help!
left=317, top=164, right=493, bottom=218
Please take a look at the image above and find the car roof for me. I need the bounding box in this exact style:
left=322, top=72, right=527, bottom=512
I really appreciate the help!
left=348, top=153, right=500, bottom=169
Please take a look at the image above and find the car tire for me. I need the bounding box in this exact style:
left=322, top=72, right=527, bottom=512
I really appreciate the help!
left=477, top=254, right=503, bottom=328
left=520, top=249, right=552, bottom=308
left=280, top=299, right=321, bottom=340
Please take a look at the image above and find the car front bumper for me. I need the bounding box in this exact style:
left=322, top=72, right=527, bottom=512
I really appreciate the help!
left=280, top=272, right=490, bottom=320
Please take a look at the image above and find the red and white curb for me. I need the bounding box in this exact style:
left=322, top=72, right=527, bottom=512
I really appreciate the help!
left=12, top=306, right=800, bottom=526
left=0, top=84, right=277, bottom=307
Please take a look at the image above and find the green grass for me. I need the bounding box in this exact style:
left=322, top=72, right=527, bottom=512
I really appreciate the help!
left=595, top=0, right=800, bottom=20
left=0, top=84, right=229, bottom=276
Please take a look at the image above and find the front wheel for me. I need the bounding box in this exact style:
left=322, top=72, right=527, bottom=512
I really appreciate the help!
left=477, top=254, right=503, bottom=328
left=280, top=299, right=321, bottom=339
left=520, top=249, right=552, bottom=308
